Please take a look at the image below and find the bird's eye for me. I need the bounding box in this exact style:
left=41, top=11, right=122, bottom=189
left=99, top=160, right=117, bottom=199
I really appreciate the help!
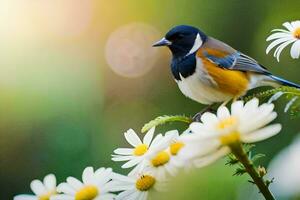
left=177, top=34, right=185, bottom=38
left=168, top=33, right=184, bottom=41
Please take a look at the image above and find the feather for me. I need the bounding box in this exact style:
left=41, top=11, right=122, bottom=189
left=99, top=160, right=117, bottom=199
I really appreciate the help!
left=201, top=37, right=270, bottom=75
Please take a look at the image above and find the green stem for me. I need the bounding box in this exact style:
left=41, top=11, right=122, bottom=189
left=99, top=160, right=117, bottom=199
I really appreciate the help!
left=230, top=143, right=275, bottom=200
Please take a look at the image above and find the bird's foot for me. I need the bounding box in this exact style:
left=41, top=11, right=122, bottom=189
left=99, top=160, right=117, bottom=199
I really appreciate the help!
left=192, top=106, right=215, bottom=122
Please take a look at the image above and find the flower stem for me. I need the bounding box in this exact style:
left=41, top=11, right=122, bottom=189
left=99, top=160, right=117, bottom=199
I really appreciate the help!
left=230, top=143, right=275, bottom=200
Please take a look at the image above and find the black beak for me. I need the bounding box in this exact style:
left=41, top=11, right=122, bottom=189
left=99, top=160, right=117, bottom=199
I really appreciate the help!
left=152, top=38, right=172, bottom=47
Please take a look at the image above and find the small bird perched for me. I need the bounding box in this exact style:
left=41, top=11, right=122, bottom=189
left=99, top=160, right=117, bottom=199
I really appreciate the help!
left=153, top=25, right=300, bottom=106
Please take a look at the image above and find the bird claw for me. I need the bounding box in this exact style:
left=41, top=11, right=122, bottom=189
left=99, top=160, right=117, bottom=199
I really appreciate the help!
left=192, top=106, right=215, bottom=122
left=192, top=112, right=203, bottom=122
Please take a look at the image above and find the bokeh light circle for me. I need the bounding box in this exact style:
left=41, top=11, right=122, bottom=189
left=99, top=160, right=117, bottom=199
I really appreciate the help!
left=105, top=23, right=161, bottom=78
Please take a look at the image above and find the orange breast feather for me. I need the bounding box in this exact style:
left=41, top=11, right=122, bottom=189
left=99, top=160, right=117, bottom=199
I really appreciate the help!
left=197, top=48, right=250, bottom=96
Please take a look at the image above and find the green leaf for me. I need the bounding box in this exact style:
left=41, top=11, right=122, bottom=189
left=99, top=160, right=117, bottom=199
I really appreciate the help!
left=233, top=166, right=247, bottom=176
left=226, top=154, right=239, bottom=166
left=141, top=115, right=193, bottom=133
left=251, top=153, right=265, bottom=163
left=243, top=144, right=255, bottom=153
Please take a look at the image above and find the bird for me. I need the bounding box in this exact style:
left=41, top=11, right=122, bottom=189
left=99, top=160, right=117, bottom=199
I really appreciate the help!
left=153, top=25, right=300, bottom=108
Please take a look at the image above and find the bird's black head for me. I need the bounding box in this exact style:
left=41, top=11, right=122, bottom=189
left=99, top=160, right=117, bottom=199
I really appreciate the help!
left=153, top=25, right=207, bottom=58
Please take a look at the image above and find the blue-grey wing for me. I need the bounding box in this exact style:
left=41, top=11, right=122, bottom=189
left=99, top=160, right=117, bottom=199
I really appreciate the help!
left=202, top=37, right=270, bottom=75
left=203, top=51, right=270, bottom=75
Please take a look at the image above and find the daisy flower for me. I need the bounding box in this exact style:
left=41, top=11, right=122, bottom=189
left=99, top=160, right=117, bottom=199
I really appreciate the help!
left=266, top=20, right=300, bottom=61
left=144, top=130, right=180, bottom=181
left=14, top=174, right=57, bottom=200
left=110, top=171, right=166, bottom=200
left=180, top=98, right=282, bottom=167
left=112, top=127, right=176, bottom=176
left=51, top=167, right=115, bottom=200
left=166, top=129, right=213, bottom=170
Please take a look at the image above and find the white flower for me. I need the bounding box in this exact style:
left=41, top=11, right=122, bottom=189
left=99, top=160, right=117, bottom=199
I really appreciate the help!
left=268, top=136, right=300, bottom=198
left=51, top=167, right=115, bottom=200
left=167, top=130, right=188, bottom=168
left=112, top=127, right=176, bottom=176
left=266, top=20, right=300, bottom=61
left=110, top=171, right=166, bottom=200
left=143, top=130, right=180, bottom=181
left=14, top=174, right=57, bottom=200
left=180, top=98, right=282, bottom=167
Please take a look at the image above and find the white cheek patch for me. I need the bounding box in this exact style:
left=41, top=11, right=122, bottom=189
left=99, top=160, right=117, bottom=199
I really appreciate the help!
left=186, top=33, right=203, bottom=56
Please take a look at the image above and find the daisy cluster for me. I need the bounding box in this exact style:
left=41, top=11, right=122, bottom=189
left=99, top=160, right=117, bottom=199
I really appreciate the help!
left=14, top=98, right=282, bottom=200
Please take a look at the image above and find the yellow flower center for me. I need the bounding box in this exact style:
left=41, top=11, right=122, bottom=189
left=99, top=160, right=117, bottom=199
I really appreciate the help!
left=151, top=151, right=170, bottom=167
left=217, top=116, right=237, bottom=130
left=170, top=142, right=185, bottom=155
left=75, top=186, right=99, bottom=200
left=219, top=131, right=241, bottom=145
left=133, top=144, right=148, bottom=156
left=294, top=27, right=300, bottom=39
left=135, top=175, right=156, bottom=191
left=39, top=192, right=55, bottom=200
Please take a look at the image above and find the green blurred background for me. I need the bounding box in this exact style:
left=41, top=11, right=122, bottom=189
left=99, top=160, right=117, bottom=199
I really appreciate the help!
left=1, top=0, right=300, bottom=199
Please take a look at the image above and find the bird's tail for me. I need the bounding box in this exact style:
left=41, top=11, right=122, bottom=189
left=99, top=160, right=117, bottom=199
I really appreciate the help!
left=269, top=75, right=300, bottom=89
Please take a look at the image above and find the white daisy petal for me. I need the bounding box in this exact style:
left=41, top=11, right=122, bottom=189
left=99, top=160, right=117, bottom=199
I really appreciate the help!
left=165, top=164, right=178, bottom=176
left=283, top=22, right=294, bottom=32
left=244, top=98, right=259, bottom=111
left=125, top=191, right=140, bottom=200
left=121, top=157, right=142, bottom=168
left=271, top=29, right=290, bottom=33
left=108, top=180, right=135, bottom=192
left=111, top=172, right=134, bottom=183
left=140, top=192, right=148, bottom=200
left=291, top=20, right=300, bottom=29
left=200, top=112, right=218, bottom=125
left=217, top=106, right=230, bottom=119
left=116, top=190, right=136, bottom=200
left=96, top=168, right=113, bottom=186
left=95, top=167, right=105, bottom=175
left=113, top=148, right=134, bottom=155
left=66, top=177, right=83, bottom=190
left=57, top=183, right=76, bottom=195
left=112, top=155, right=134, bottom=161
left=30, top=180, right=47, bottom=196
left=193, top=147, right=230, bottom=168
left=128, top=161, right=147, bottom=176
left=290, top=40, right=300, bottom=59
left=266, top=37, right=292, bottom=54
left=274, top=39, right=296, bottom=61
left=50, top=194, right=74, bottom=200
left=231, top=100, right=244, bottom=116
left=242, top=124, right=282, bottom=143
left=143, top=127, right=155, bottom=146
left=240, top=112, right=277, bottom=134
left=266, top=32, right=291, bottom=41
left=43, top=174, right=56, bottom=191
left=14, top=195, right=38, bottom=200
left=189, top=122, right=204, bottom=133
left=124, top=129, right=142, bottom=147
left=82, top=167, right=94, bottom=185
left=179, top=138, right=221, bottom=159
left=149, top=134, right=163, bottom=147
left=165, top=130, right=179, bottom=137
left=97, top=193, right=116, bottom=200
